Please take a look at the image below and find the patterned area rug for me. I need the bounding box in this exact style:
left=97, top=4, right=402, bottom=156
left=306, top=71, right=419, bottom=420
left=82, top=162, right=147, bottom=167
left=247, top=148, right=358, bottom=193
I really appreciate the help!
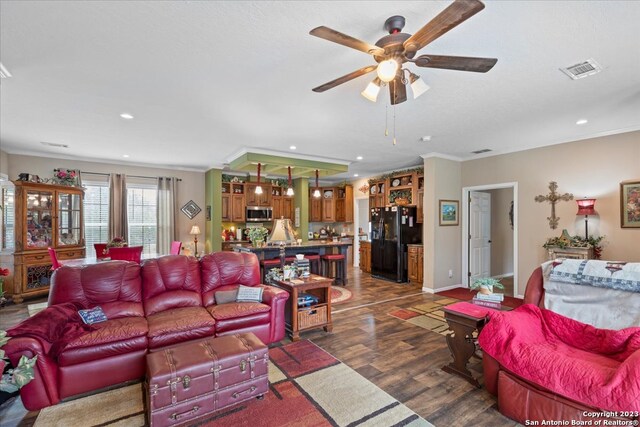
left=34, top=340, right=432, bottom=427
left=330, top=287, right=352, bottom=305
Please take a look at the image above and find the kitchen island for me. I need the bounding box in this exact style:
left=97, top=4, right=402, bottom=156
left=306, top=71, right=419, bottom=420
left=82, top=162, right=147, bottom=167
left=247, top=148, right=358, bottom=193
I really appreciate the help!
left=233, top=240, right=351, bottom=260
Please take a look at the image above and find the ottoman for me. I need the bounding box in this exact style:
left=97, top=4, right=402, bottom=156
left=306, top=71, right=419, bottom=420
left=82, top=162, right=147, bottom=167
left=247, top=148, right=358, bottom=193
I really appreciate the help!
left=146, top=333, right=269, bottom=426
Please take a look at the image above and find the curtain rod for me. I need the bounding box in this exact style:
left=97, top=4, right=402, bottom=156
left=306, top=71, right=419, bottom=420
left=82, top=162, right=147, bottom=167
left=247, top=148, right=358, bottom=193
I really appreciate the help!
left=82, top=171, right=182, bottom=181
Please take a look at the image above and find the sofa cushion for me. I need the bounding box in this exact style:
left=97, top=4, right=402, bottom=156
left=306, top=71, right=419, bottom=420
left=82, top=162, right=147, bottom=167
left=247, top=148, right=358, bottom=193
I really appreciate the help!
left=142, top=255, right=203, bottom=316
left=50, top=262, right=144, bottom=320
left=58, top=317, right=148, bottom=366
left=146, top=306, right=215, bottom=350
left=207, top=303, right=270, bottom=333
left=200, top=252, right=261, bottom=306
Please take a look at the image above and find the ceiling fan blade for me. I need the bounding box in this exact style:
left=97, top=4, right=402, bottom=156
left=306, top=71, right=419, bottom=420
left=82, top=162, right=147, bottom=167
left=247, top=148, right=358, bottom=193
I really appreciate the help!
left=312, top=65, right=377, bottom=93
left=310, top=26, right=385, bottom=56
left=389, top=76, right=407, bottom=105
left=414, top=54, right=497, bottom=72
left=404, top=0, right=486, bottom=53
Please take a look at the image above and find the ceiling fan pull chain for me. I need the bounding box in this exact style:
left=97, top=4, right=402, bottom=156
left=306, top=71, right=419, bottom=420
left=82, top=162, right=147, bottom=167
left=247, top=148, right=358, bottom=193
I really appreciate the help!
left=385, top=105, right=389, bottom=136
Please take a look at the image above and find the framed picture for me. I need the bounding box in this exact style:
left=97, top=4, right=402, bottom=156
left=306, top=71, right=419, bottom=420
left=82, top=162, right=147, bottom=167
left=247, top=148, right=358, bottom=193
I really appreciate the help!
left=439, top=200, right=459, bottom=226
left=620, top=180, right=640, bottom=228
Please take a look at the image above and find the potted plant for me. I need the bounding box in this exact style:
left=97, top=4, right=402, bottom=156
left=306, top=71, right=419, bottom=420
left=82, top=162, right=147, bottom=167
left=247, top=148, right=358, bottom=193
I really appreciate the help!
left=470, top=277, right=504, bottom=295
left=1, top=330, right=37, bottom=404
left=247, top=227, right=269, bottom=248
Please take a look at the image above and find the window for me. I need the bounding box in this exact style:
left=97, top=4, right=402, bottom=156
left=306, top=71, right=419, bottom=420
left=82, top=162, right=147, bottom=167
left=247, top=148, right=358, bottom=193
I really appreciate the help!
left=127, top=185, right=157, bottom=255
left=83, top=182, right=109, bottom=257
left=1, top=184, right=15, bottom=251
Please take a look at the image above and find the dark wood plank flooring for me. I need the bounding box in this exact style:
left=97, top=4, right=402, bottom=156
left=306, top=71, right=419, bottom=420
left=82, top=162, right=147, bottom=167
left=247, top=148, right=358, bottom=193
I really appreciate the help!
left=0, top=266, right=518, bottom=427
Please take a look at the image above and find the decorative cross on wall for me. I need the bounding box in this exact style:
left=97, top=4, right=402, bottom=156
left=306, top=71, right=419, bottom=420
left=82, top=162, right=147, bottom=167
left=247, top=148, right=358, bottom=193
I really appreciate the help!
left=534, top=181, right=573, bottom=229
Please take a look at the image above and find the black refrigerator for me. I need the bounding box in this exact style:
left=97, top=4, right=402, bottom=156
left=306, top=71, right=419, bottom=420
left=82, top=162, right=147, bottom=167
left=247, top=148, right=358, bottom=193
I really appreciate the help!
left=370, top=206, right=422, bottom=283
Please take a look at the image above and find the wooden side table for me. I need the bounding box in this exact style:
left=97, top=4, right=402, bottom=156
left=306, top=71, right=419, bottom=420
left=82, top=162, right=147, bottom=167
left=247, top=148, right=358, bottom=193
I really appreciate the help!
left=272, top=274, right=333, bottom=341
left=441, top=302, right=492, bottom=388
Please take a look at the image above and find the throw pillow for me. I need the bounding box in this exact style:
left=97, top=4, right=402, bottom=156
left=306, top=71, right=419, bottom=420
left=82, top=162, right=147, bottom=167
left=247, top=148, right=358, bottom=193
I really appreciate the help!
left=236, top=285, right=263, bottom=303
left=215, top=289, right=239, bottom=304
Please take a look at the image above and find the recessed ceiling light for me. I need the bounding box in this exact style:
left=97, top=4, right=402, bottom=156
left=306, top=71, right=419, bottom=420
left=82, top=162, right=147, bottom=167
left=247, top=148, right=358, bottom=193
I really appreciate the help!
left=120, top=113, right=134, bottom=120
left=420, top=136, right=432, bottom=142
left=289, top=145, right=297, bottom=150
left=122, top=154, right=130, bottom=158
left=356, top=156, right=363, bottom=160
left=353, top=174, right=359, bottom=177
left=576, top=119, right=588, bottom=125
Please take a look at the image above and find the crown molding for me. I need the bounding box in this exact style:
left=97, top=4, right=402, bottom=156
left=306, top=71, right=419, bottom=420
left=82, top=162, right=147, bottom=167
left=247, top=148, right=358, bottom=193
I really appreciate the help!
left=420, top=152, right=463, bottom=162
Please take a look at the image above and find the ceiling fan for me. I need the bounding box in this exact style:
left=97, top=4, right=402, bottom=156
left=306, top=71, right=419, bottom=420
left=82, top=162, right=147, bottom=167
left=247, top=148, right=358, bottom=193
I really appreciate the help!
left=310, top=0, right=497, bottom=105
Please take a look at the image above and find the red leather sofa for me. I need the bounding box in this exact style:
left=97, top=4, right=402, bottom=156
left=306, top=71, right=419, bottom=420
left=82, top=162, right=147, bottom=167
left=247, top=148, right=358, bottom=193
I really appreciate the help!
left=3, top=252, right=289, bottom=411
left=481, top=267, right=639, bottom=424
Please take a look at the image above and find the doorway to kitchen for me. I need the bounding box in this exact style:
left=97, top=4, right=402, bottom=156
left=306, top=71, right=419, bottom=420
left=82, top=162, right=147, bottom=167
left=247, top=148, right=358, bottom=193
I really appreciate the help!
left=462, top=182, right=519, bottom=297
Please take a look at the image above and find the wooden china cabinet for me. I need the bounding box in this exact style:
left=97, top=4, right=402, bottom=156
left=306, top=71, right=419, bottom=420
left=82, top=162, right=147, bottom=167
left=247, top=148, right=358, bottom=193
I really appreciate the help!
left=7, top=181, right=85, bottom=303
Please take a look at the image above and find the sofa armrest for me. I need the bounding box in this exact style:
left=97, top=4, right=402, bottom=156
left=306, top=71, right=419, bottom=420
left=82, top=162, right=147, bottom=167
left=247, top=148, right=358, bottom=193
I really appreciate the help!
left=259, top=285, right=290, bottom=343
left=3, top=337, right=61, bottom=410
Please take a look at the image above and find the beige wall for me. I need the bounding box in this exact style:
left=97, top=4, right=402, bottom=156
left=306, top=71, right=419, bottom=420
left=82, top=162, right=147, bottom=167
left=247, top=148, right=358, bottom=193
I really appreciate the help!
left=6, top=154, right=206, bottom=248
left=486, top=188, right=514, bottom=276
left=0, top=149, right=8, bottom=177
left=423, top=156, right=462, bottom=292
left=462, top=130, right=640, bottom=292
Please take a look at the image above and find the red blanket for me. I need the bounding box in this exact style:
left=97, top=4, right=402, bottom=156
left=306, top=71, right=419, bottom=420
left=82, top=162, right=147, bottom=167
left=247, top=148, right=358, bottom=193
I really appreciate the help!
left=478, top=304, right=640, bottom=412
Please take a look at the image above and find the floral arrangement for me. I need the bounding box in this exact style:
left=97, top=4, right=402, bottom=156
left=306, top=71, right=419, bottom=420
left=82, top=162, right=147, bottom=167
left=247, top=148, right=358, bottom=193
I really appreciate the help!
left=247, top=227, right=269, bottom=246
left=106, top=237, right=128, bottom=249
left=470, top=277, right=504, bottom=294
left=389, top=189, right=412, bottom=205
left=543, top=234, right=605, bottom=259
left=1, top=330, right=37, bottom=392
left=53, top=169, right=79, bottom=186
left=0, top=268, right=9, bottom=305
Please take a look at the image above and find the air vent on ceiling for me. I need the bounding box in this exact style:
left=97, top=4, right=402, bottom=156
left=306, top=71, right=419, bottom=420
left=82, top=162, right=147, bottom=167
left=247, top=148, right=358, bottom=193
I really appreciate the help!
left=41, top=141, right=69, bottom=148
left=471, top=149, right=492, bottom=154
left=560, top=59, right=602, bottom=80
left=0, top=63, right=11, bottom=79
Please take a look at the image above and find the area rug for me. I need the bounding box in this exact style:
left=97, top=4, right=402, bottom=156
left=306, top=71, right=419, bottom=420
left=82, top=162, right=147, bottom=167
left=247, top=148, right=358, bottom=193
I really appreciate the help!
left=435, top=287, right=524, bottom=309
left=330, top=286, right=352, bottom=305
left=34, top=340, right=432, bottom=427
left=388, top=298, right=459, bottom=336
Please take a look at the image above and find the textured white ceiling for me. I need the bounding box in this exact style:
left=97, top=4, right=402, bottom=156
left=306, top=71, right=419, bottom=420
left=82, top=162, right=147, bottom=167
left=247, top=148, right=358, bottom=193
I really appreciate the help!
left=1, top=1, right=639, bottom=180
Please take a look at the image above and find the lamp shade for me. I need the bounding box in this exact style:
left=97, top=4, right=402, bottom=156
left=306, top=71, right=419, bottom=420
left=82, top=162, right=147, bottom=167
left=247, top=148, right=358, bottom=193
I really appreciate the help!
left=409, top=74, right=430, bottom=99
left=268, top=218, right=296, bottom=244
left=361, top=78, right=381, bottom=102
left=189, top=225, right=201, bottom=235
left=576, top=198, right=596, bottom=215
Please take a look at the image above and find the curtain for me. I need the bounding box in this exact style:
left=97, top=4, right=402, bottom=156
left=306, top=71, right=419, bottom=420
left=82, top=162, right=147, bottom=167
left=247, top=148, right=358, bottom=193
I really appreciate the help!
left=157, top=177, right=178, bottom=255
left=108, top=174, right=128, bottom=241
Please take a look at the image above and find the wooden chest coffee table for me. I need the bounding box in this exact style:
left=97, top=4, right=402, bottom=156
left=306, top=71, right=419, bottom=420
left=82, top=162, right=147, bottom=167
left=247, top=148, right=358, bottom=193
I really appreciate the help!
left=271, top=274, right=333, bottom=341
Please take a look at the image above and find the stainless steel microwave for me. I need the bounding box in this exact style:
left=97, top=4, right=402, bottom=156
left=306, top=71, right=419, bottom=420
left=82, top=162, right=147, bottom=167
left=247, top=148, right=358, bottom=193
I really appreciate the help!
left=246, top=206, right=273, bottom=222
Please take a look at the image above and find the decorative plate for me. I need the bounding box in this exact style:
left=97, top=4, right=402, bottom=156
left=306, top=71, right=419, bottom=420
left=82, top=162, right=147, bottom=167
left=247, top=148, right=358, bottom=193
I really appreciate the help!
left=324, top=190, right=333, bottom=198
left=392, top=179, right=400, bottom=187
left=370, top=186, right=377, bottom=195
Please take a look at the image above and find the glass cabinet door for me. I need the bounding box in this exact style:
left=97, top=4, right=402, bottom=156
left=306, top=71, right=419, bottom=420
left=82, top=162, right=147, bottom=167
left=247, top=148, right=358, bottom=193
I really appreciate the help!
left=26, top=190, right=54, bottom=249
left=57, top=192, right=82, bottom=246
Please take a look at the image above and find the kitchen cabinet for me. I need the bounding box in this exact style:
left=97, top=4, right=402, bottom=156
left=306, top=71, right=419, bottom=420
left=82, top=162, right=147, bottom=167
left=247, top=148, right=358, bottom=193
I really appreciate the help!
left=335, top=185, right=353, bottom=223
left=309, top=190, right=322, bottom=222
left=245, top=183, right=272, bottom=207
left=222, top=182, right=245, bottom=222
left=282, top=197, right=294, bottom=220
left=221, top=194, right=231, bottom=221
left=231, top=194, right=245, bottom=222
left=322, top=188, right=335, bottom=222
left=416, top=175, right=424, bottom=224
left=6, top=181, right=86, bottom=303
left=408, top=244, right=423, bottom=284
left=271, top=186, right=294, bottom=221
left=359, top=241, right=371, bottom=273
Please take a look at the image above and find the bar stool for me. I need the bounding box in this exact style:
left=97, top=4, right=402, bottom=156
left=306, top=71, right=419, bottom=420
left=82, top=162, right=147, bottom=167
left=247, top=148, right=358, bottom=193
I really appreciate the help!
left=321, top=253, right=346, bottom=286
left=304, top=253, right=321, bottom=275
left=260, top=257, right=295, bottom=283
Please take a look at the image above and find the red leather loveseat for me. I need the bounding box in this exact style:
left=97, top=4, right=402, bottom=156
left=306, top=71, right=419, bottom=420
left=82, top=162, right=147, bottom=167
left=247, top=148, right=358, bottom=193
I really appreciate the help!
left=3, top=252, right=289, bottom=411
left=480, top=267, right=640, bottom=424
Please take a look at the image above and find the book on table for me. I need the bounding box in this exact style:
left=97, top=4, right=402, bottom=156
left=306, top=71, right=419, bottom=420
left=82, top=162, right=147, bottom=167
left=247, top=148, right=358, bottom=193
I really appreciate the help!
left=471, top=297, right=501, bottom=309
left=475, top=292, right=504, bottom=302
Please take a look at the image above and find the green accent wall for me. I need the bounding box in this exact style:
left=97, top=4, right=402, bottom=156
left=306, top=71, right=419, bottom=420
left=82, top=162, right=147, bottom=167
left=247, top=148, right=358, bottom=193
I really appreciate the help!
left=293, top=177, right=309, bottom=242
left=205, top=168, right=222, bottom=253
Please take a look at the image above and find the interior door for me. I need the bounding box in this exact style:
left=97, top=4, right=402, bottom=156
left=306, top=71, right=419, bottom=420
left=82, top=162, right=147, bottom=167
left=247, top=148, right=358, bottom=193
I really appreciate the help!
left=469, top=191, right=491, bottom=283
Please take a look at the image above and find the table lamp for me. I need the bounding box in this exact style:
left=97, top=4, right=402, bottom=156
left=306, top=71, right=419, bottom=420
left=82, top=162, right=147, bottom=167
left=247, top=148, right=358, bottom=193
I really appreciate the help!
left=267, top=218, right=296, bottom=267
left=189, top=225, right=201, bottom=257
left=576, top=198, right=596, bottom=240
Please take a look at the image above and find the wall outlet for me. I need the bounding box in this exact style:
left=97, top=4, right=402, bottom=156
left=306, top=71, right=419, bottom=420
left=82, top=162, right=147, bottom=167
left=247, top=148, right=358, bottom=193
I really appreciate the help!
left=448, top=269, right=453, bottom=278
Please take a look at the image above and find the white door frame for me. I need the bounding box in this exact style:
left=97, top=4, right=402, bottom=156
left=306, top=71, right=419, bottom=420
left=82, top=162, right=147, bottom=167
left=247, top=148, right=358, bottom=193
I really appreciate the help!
left=462, top=182, right=520, bottom=297
left=353, top=196, right=369, bottom=267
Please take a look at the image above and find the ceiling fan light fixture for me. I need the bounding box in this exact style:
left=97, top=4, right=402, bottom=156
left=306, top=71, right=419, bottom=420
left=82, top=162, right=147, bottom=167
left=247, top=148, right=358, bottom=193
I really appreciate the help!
left=361, top=78, right=381, bottom=102
left=377, top=59, right=399, bottom=83
left=409, top=72, right=430, bottom=99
